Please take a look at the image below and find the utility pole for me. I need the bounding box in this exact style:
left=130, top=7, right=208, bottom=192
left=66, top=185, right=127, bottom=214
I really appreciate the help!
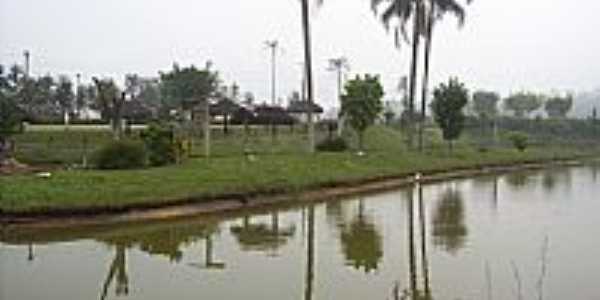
left=265, top=40, right=280, bottom=142
left=265, top=40, right=279, bottom=107
left=23, top=50, right=30, bottom=78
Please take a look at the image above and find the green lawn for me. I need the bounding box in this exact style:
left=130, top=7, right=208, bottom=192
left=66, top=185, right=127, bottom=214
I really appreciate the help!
left=1, top=126, right=596, bottom=214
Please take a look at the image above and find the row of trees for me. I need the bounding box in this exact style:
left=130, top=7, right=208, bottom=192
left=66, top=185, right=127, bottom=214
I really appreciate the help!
left=0, top=62, right=233, bottom=123
left=472, top=90, right=574, bottom=119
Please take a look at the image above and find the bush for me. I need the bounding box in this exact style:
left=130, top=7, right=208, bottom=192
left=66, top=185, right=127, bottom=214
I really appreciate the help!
left=94, top=140, right=146, bottom=169
left=316, top=137, right=348, bottom=152
left=508, top=132, right=528, bottom=152
left=141, top=122, right=178, bottom=166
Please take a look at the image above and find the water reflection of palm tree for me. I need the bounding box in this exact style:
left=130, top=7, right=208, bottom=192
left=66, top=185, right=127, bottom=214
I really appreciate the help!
left=417, top=186, right=431, bottom=296
left=393, top=185, right=432, bottom=300
left=340, top=200, right=383, bottom=273
left=27, top=243, right=34, bottom=261
left=230, top=213, right=296, bottom=255
left=493, top=175, right=499, bottom=210
left=432, top=188, right=467, bottom=254
left=304, top=205, right=315, bottom=300
left=542, top=171, right=557, bottom=192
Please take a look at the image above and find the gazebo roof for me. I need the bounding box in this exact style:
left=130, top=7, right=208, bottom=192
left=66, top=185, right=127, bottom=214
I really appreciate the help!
left=286, top=100, right=324, bottom=114
left=210, top=99, right=241, bottom=115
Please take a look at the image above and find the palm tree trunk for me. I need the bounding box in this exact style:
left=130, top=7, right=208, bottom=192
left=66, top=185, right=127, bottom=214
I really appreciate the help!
left=301, top=0, right=315, bottom=154
left=407, top=1, right=422, bottom=150
left=419, top=0, right=435, bottom=153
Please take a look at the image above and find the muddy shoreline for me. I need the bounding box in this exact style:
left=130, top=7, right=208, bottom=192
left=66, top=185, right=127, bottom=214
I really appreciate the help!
left=0, top=158, right=589, bottom=229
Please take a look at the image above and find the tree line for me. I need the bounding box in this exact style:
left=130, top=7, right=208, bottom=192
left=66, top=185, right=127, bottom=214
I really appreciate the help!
left=471, top=90, right=575, bottom=119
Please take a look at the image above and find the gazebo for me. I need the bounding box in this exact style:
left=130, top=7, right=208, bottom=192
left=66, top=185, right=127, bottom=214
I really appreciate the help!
left=286, top=100, right=324, bottom=123
left=210, top=98, right=241, bottom=134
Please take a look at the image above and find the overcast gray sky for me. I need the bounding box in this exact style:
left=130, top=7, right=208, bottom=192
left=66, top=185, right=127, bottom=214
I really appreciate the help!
left=1, top=0, right=599, bottom=109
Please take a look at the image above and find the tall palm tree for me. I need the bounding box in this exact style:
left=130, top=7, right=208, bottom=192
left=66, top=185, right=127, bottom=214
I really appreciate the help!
left=419, top=0, right=470, bottom=152
left=301, top=0, right=316, bottom=153
left=371, top=0, right=470, bottom=151
left=371, top=0, right=426, bottom=150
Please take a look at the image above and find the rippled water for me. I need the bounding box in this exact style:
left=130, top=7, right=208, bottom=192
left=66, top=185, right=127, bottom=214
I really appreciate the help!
left=2, top=164, right=600, bottom=300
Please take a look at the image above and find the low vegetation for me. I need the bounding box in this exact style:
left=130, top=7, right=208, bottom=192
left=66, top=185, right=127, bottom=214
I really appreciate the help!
left=94, top=140, right=146, bottom=170
left=0, top=126, right=596, bottom=214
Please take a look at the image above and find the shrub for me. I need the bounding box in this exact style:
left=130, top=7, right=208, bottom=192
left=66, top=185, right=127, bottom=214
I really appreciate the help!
left=141, top=122, right=178, bottom=166
left=94, top=140, right=146, bottom=169
left=508, top=132, right=528, bottom=152
left=316, top=137, right=348, bottom=152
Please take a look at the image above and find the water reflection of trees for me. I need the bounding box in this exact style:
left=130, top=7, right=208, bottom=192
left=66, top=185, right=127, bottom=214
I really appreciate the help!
left=229, top=212, right=296, bottom=255
left=340, top=200, right=383, bottom=273
left=432, top=188, right=467, bottom=255
left=97, top=221, right=221, bottom=300
left=505, top=172, right=531, bottom=189
left=590, top=163, right=600, bottom=182
left=541, top=168, right=573, bottom=192
left=471, top=175, right=499, bottom=210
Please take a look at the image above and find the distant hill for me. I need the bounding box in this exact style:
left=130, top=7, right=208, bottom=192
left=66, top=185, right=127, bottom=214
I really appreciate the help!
left=572, top=89, right=600, bottom=118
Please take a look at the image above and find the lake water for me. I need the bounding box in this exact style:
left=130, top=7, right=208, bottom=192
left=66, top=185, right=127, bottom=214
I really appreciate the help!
left=2, top=164, right=600, bottom=300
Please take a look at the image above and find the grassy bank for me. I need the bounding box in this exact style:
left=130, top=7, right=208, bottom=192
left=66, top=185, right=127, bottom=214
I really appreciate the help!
left=1, top=126, right=597, bottom=214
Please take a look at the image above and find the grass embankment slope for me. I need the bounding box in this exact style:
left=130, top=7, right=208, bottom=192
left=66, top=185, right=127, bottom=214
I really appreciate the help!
left=0, top=126, right=595, bottom=214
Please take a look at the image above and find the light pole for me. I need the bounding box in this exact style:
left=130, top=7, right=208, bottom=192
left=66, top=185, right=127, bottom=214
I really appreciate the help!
left=327, top=57, right=349, bottom=136
left=23, top=50, right=30, bottom=78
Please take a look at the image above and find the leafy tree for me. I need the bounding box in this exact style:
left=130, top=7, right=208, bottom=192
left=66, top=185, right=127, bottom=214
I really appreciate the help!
left=0, top=65, right=23, bottom=164
left=472, top=90, right=500, bottom=119
left=503, top=92, right=543, bottom=118
left=507, top=131, right=528, bottom=152
left=243, top=92, right=255, bottom=106
left=141, top=122, right=178, bottom=166
left=430, top=77, right=469, bottom=152
left=160, top=63, right=219, bottom=158
left=75, top=84, right=87, bottom=115
left=137, top=79, right=161, bottom=106
left=341, top=74, right=384, bottom=151
left=54, top=75, right=74, bottom=120
left=93, top=78, right=125, bottom=140
left=124, top=74, right=141, bottom=99
left=544, top=94, right=573, bottom=119
left=0, top=92, right=23, bottom=164
left=159, top=64, right=219, bottom=111
left=30, top=75, right=58, bottom=120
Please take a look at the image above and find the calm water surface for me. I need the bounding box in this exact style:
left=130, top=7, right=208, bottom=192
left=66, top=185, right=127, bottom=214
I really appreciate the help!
left=2, top=164, right=600, bottom=300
